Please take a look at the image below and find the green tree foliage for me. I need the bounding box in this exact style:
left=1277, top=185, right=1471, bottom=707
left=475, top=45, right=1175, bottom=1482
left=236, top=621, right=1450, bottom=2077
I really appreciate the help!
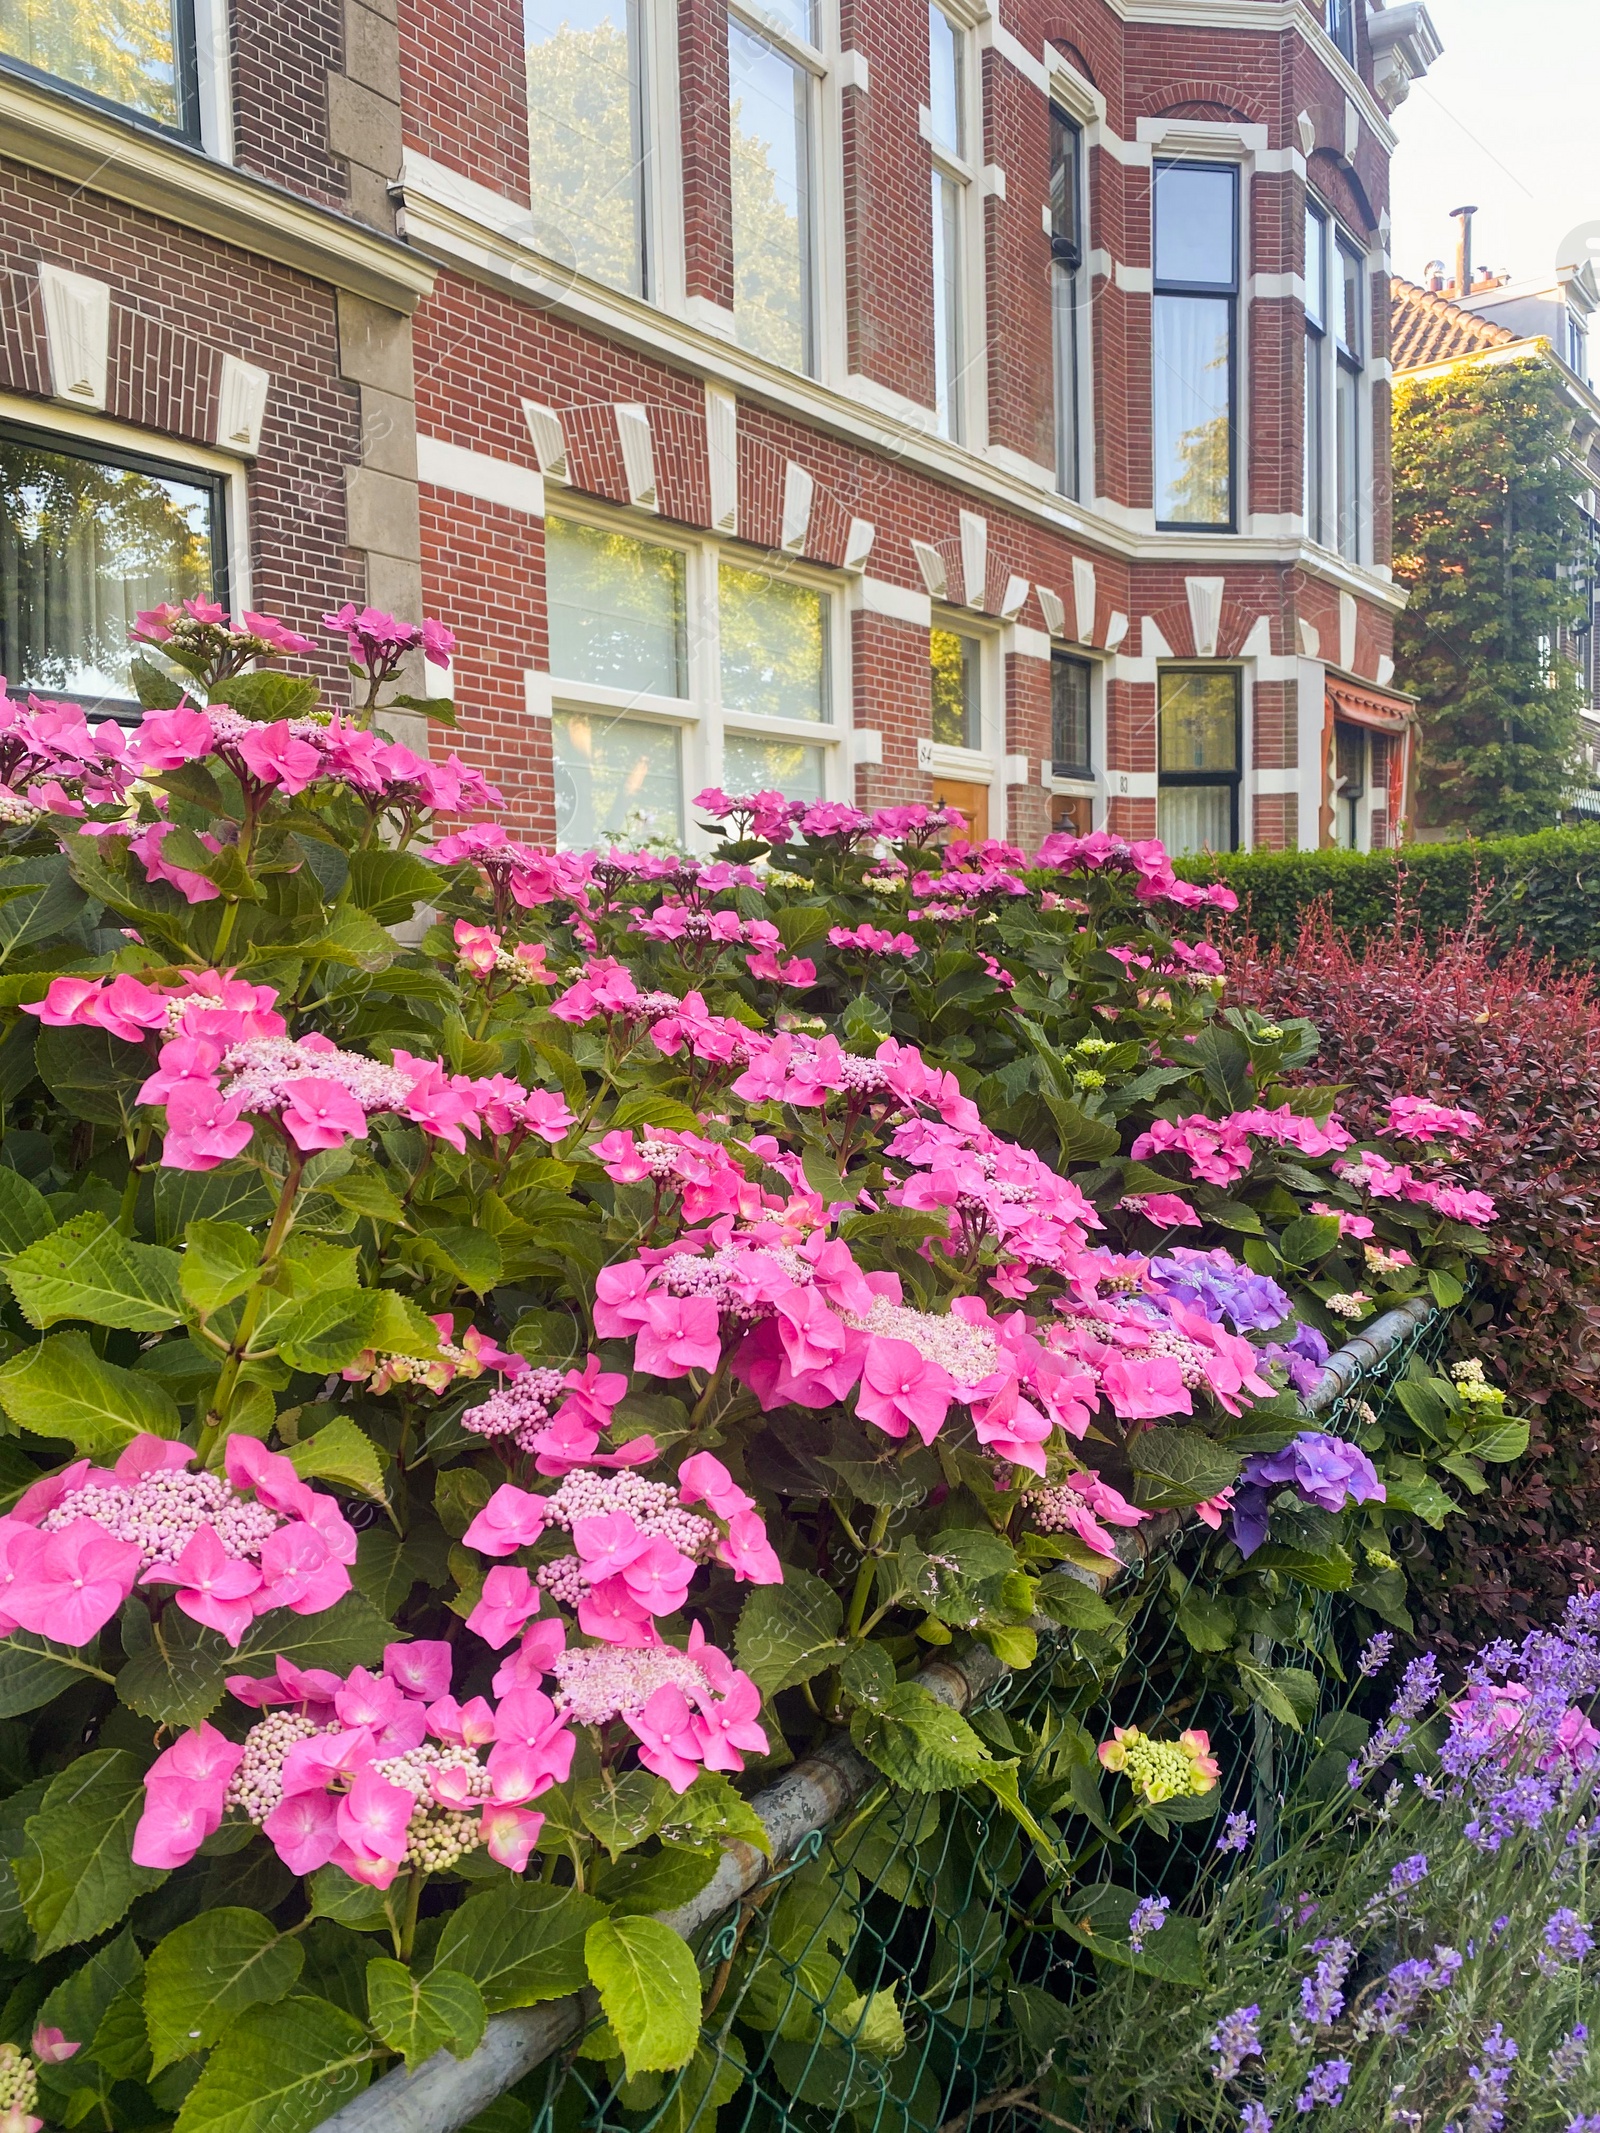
left=1393, top=357, right=1588, bottom=835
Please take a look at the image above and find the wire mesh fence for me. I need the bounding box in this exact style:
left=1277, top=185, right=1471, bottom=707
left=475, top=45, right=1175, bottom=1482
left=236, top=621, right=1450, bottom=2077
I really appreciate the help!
left=500, top=1301, right=1455, bottom=2133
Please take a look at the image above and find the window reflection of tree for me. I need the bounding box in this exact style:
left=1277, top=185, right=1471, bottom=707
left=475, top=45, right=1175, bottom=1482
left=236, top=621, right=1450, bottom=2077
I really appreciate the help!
left=729, top=28, right=808, bottom=371
left=0, top=444, right=212, bottom=700
left=524, top=18, right=643, bottom=294
left=0, top=0, right=179, bottom=124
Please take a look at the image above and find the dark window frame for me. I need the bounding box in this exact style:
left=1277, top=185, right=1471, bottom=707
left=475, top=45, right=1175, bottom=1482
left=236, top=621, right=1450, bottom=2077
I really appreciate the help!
left=1151, top=158, right=1239, bottom=535
left=1049, top=103, right=1084, bottom=500
left=1156, top=664, right=1242, bottom=852
left=0, top=0, right=202, bottom=145
left=0, top=416, right=230, bottom=715
left=1325, top=0, right=1357, bottom=64
left=1050, top=649, right=1093, bottom=780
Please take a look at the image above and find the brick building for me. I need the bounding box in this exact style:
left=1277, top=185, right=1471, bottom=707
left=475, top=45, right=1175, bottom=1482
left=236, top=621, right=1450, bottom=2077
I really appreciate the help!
left=0, top=0, right=1441, bottom=854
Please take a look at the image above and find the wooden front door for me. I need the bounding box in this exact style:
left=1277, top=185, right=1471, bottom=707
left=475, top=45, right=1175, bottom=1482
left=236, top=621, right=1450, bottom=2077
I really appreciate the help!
left=932, top=777, right=989, bottom=842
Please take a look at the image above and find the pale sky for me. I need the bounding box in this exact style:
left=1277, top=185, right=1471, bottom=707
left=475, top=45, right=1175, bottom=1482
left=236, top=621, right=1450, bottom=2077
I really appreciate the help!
left=1387, top=0, right=1597, bottom=290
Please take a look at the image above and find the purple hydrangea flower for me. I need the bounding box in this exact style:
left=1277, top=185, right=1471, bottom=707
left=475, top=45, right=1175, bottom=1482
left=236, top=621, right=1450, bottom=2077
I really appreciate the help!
left=1259, top=1321, right=1331, bottom=1395
left=1147, top=1247, right=1294, bottom=1332
left=1231, top=1435, right=1385, bottom=1558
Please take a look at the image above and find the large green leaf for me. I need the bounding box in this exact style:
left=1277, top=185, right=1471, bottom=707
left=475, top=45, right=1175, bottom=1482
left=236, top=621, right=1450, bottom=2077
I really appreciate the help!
left=433, top=1881, right=604, bottom=2013
left=287, top=1417, right=387, bottom=1503
left=0, top=1631, right=108, bottom=1716
left=34, top=1025, right=149, bottom=1129
left=14, top=1749, right=167, bottom=1955
left=180, top=1221, right=262, bottom=1317
left=849, top=1684, right=997, bottom=1794
left=268, top=1287, right=388, bottom=1372
left=735, top=1571, right=843, bottom=1696
left=116, top=1609, right=229, bottom=1730
left=0, top=1331, right=180, bottom=1454
left=34, top=1927, right=144, bottom=2102
left=171, top=1994, right=371, bottom=2133
left=595, top=1844, right=720, bottom=1918
left=145, top=1908, right=306, bottom=2072
left=574, top=1772, right=674, bottom=1861
left=1053, top=1884, right=1206, bottom=1985
left=584, top=1914, right=703, bottom=2078
left=345, top=848, right=441, bottom=924
left=0, top=1166, right=54, bottom=1257
left=365, top=1957, right=486, bottom=2071
left=233, top=1590, right=393, bottom=1675
left=1128, top=1429, right=1243, bottom=1511
left=5, top=1214, right=183, bottom=1331
left=210, top=671, right=321, bottom=722
left=655, top=2039, right=748, bottom=2133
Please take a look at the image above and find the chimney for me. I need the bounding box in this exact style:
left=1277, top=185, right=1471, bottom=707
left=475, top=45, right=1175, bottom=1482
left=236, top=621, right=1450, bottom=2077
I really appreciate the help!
left=1450, top=204, right=1478, bottom=298
left=1425, top=259, right=1447, bottom=293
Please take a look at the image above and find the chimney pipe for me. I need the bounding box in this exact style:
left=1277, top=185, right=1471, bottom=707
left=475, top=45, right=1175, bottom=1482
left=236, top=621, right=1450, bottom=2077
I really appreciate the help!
left=1450, top=204, right=1478, bottom=297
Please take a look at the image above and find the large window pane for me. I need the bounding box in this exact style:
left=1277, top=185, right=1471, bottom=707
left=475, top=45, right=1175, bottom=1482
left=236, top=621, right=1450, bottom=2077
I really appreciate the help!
left=932, top=170, right=964, bottom=442
left=1051, top=108, right=1083, bottom=498
left=729, top=19, right=812, bottom=373
left=930, top=627, right=980, bottom=749
left=1153, top=164, right=1237, bottom=288
left=1159, top=670, right=1239, bottom=772
left=1305, top=205, right=1327, bottom=330
left=553, top=710, right=682, bottom=848
left=1051, top=654, right=1091, bottom=777
left=1338, top=241, right=1363, bottom=355
left=0, top=0, right=185, bottom=129
left=1157, top=783, right=1233, bottom=856
left=1336, top=360, right=1360, bottom=561
left=0, top=430, right=220, bottom=709
left=525, top=0, right=647, bottom=295
left=927, top=4, right=962, bottom=158
left=545, top=517, right=686, bottom=696
left=1305, top=331, right=1325, bottom=543
left=719, top=565, right=827, bottom=722
left=723, top=732, right=824, bottom=801
left=1153, top=294, right=1232, bottom=526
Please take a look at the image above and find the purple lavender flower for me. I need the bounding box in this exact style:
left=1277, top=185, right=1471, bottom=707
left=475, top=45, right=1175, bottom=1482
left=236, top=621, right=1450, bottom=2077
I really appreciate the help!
left=1241, top=2108, right=1273, bottom=2133
left=1295, top=2058, right=1350, bottom=2113
left=1549, top=2026, right=1589, bottom=2083
left=1356, top=1948, right=1462, bottom=2042
left=1147, top=1247, right=1293, bottom=1332
left=1209, top=2004, right=1262, bottom=2081
left=1389, top=1853, right=1429, bottom=1892
left=1545, top=1909, right=1595, bottom=1963
left=1217, top=1812, right=1256, bottom=1855
left=1298, top=1940, right=1354, bottom=2029
left=1358, top=1632, right=1396, bottom=1677
left=1566, top=2116, right=1600, bottom=2132
left=1392, top=1654, right=1443, bottom=1722
left=1128, top=1894, right=1169, bottom=1952
left=1457, top=2027, right=1516, bottom=2133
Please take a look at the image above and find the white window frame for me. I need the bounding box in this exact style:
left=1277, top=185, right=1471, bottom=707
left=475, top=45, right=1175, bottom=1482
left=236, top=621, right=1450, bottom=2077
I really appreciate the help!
left=538, top=497, right=850, bottom=849
left=1302, top=195, right=1372, bottom=566
left=925, top=607, right=1002, bottom=796
left=920, top=2, right=984, bottom=448
left=193, top=0, right=234, bottom=161
left=0, top=390, right=252, bottom=690
left=1047, top=53, right=1104, bottom=510
left=725, top=0, right=828, bottom=378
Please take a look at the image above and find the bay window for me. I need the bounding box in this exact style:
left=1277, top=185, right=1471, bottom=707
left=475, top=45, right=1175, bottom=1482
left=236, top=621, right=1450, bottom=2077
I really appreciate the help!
left=1304, top=203, right=1328, bottom=546
left=728, top=4, right=817, bottom=374
left=1157, top=668, right=1240, bottom=854
left=1304, top=202, right=1368, bottom=564
left=1152, top=161, right=1238, bottom=531
left=0, top=0, right=199, bottom=136
left=0, top=422, right=225, bottom=712
left=525, top=0, right=651, bottom=297
left=1050, top=106, right=1084, bottom=498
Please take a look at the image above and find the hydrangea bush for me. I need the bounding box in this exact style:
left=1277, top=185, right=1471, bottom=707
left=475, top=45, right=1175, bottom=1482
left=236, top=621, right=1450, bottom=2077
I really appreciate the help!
left=0, top=602, right=1516, bottom=2129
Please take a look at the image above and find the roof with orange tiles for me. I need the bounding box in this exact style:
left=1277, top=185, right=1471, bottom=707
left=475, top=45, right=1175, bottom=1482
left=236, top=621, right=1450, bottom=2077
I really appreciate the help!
left=1390, top=276, right=1521, bottom=374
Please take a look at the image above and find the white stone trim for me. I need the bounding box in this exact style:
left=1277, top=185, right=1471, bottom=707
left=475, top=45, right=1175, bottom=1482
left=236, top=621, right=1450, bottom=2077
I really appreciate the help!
left=416, top=435, right=545, bottom=517
left=37, top=265, right=110, bottom=411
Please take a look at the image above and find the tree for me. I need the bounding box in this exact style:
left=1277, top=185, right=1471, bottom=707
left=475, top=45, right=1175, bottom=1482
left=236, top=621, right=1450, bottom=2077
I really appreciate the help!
left=1392, top=357, right=1587, bottom=836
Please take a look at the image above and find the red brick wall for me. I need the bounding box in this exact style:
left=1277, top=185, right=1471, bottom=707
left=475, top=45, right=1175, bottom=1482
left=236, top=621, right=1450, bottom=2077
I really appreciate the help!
left=838, top=0, right=935, bottom=406
left=680, top=0, right=734, bottom=314
left=232, top=0, right=349, bottom=207
left=401, top=0, right=527, bottom=198
left=983, top=52, right=1054, bottom=471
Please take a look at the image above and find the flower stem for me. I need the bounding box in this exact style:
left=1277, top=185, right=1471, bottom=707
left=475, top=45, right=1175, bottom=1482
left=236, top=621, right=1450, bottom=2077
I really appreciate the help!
left=846, top=1505, right=893, bottom=1640
left=199, top=1150, right=304, bottom=1459
left=395, top=1867, right=425, bottom=1962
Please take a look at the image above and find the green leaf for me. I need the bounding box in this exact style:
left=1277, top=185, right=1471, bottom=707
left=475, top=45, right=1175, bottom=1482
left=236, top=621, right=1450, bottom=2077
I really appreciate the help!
left=365, top=1958, right=486, bottom=2071
left=849, top=1684, right=996, bottom=1793
left=159, top=827, right=263, bottom=903
left=1427, top=1268, right=1466, bottom=1309
left=232, top=1589, right=393, bottom=1675
left=210, top=671, right=321, bottom=722
left=656, top=1772, right=771, bottom=1860
left=130, top=654, right=187, bottom=709
left=180, top=1222, right=262, bottom=1317
left=351, top=1521, right=450, bottom=1615
left=1175, top=1588, right=1236, bottom=1653
left=1466, top=1419, right=1530, bottom=1463
left=605, top=1091, right=705, bottom=1136
left=1278, top=1213, right=1343, bottom=1269
left=655, top=2038, right=747, bottom=2133
left=115, top=1601, right=229, bottom=1728
left=269, top=1287, right=388, bottom=1372
left=0, top=1166, right=54, bottom=1257
left=1238, top=1660, right=1321, bottom=1732
left=319, top=1170, right=409, bottom=1226
left=800, top=1143, right=850, bottom=1207
left=433, top=1881, right=605, bottom=2014
left=414, top=1223, right=502, bottom=1296
left=1186, top=1026, right=1254, bottom=1111
left=171, top=1994, right=371, bottom=2133
left=595, top=1844, right=719, bottom=1918
left=345, top=849, right=441, bottom=924
left=145, top=1908, right=306, bottom=2072
left=36, top=1927, right=144, bottom=2096
left=1128, top=1429, right=1242, bottom=1511
left=1053, top=1884, right=1206, bottom=1986
left=584, top=1914, right=703, bottom=2079
left=34, top=1024, right=149, bottom=1129
left=574, top=1772, right=673, bottom=1861
left=5, top=1213, right=183, bottom=1331
left=1382, top=1456, right=1455, bottom=1528
left=0, top=1331, right=180, bottom=1455
left=308, top=1867, right=393, bottom=1934
left=287, top=1417, right=387, bottom=1503
left=0, top=1632, right=107, bottom=1716
left=839, top=1644, right=896, bottom=1710
left=15, top=1749, right=167, bottom=1955
left=735, top=1571, right=843, bottom=1696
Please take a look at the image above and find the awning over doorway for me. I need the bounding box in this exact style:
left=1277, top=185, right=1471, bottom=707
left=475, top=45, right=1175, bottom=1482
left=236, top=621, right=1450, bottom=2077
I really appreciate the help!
left=1325, top=678, right=1416, bottom=733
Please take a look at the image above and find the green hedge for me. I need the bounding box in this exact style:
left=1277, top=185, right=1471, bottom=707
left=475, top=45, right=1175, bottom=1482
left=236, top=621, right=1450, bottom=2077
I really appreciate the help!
left=1172, top=826, right=1600, bottom=967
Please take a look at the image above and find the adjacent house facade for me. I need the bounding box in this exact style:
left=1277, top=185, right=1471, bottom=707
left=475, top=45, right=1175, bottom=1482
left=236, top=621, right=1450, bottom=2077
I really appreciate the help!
left=0, top=0, right=1440, bottom=854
